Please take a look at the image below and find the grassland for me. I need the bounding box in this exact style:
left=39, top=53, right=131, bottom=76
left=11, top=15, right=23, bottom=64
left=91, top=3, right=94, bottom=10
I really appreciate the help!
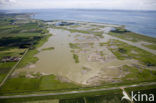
left=1, top=85, right=155, bottom=103
left=108, top=39, right=156, bottom=66
left=109, top=27, right=156, bottom=44
left=16, top=50, right=39, bottom=68
left=0, top=47, right=25, bottom=83
left=94, top=32, right=104, bottom=38
left=0, top=74, right=80, bottom=94
left=60, top=94, right=125, bottom=103
left=0, top=13, right=50, bottom=84
left=0, top=89, right=122, bottom=103
left=121, top=65, right=156, bottom=83
left=104, top=39, right=156, bottom=84
left=59, top=98, right=85, bottom=103
left=142, top=44, right=156, bottom=50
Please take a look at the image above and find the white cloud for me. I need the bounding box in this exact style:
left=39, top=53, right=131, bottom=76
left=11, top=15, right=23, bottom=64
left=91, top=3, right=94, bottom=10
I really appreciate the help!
left=0, top=0, right=16, bottom=4
left=0, top=0, right=16, bottom=9
left=0, top=0, right=156, bottom=10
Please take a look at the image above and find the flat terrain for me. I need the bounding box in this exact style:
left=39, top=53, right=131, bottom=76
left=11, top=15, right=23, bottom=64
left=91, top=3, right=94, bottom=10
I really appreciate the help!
left=12, top=20, right=156, bottom=87
left=0, top=14, right=156, bottom=103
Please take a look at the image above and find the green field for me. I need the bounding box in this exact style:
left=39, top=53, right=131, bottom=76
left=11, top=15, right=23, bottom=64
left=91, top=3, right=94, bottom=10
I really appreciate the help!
left=108, top=39, right=156, bottom=66
left=0, top=74, right=80, bottom=94
left=0, top=89, right=129, bottom=103
left=1, top=86, right=156, bottom=103
left=59, top=94, right=126, bottom=103
left=142, top=44, right=156, bottom=50
left=0, top=14, right=50, bottom=84
left=0, top=47, right=25, bottom=83
left=109, top=27, right=156, bottom=44
left=121, top=65, right=156, bottom=82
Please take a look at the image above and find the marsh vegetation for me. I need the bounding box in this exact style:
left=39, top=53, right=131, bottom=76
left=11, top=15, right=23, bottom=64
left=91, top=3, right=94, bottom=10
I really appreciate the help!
left=42, top=47, right=55, bottom=51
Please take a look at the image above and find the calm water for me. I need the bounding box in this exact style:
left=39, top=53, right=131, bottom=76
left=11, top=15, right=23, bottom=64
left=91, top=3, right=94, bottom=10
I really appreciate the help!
left=16, top=29, right=103, bottom=84
left=5, top=9, right=156, bottom=37
left=16, top=28, right=136, bottom=85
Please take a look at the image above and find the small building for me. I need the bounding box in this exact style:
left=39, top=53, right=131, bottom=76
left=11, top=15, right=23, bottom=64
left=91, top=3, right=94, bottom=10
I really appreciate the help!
left=1, top=56, right=21, bottom=62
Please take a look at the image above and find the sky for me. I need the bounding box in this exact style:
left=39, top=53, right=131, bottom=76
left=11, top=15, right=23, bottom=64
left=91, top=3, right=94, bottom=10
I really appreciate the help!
left=0, top=0, right=156, bottom=10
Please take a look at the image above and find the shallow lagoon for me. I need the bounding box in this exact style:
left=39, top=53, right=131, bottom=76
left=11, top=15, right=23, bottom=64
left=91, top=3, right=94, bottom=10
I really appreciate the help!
left=15, top=26, right=139, bottom=85
left=16, top=29, right=102, bottom=85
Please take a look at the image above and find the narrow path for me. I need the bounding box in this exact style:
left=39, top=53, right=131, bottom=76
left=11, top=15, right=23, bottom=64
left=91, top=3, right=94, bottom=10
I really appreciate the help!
left=0, top=82, right=155, bottom=99
left=0, top=49, right=29, bottom=87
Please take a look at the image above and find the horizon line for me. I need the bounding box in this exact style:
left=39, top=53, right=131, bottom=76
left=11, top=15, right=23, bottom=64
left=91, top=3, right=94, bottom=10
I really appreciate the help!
left=1, top=8, right=156, bottom=12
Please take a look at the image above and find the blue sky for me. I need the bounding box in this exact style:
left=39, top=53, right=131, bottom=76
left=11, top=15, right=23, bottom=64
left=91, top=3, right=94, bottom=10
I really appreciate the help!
left=0, top=0, right=156, bottom=10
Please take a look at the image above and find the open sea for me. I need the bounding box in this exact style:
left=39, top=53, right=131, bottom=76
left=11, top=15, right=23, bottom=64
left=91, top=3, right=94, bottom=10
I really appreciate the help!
left=3, top=9, right=156, bottom=37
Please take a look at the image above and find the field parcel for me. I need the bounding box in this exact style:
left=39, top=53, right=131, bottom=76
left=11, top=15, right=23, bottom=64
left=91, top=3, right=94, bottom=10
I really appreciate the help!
left=0, top=13, right=50, bottom=83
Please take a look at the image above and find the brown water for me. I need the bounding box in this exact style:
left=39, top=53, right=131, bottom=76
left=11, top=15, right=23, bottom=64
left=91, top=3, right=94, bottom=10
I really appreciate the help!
left=16, top=29, right=102, bottom=84
left=15, top=28, right=139, bottom=85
